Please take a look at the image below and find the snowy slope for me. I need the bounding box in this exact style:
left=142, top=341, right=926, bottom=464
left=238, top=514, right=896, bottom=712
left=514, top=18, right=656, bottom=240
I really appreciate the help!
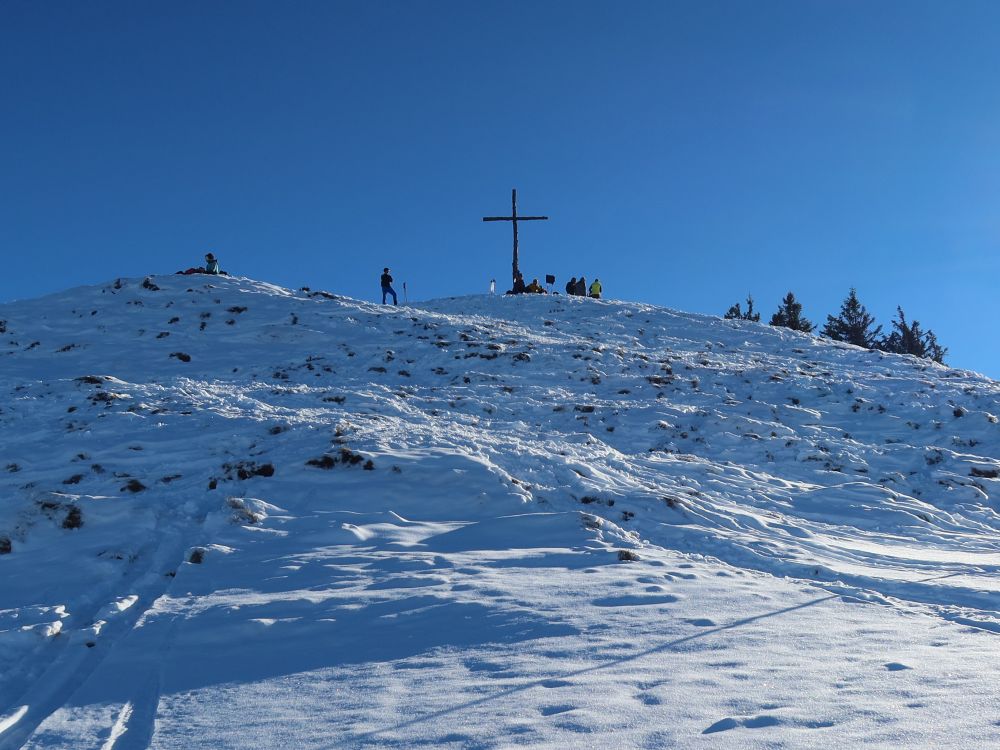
left=1, top=274, right=999, bottom=749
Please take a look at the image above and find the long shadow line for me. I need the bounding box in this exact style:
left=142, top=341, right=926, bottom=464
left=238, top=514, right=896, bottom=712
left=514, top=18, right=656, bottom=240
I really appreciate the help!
left=351, top=568, right=985, bottom=741
left=349, top=592, right=839, bottom=742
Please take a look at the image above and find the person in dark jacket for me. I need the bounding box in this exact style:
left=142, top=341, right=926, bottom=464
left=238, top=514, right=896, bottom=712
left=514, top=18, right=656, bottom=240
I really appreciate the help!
left=575, top=276, right=587, bottom=296
left=380, top=267, right=398, bottom=305
left=507, top=272, right=526, bottom=294
left=565, top=277, right=577, bottom=295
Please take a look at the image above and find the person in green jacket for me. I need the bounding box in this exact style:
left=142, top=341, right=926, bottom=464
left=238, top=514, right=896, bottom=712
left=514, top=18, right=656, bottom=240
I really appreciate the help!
left=589, top=278, right=602, bottom=299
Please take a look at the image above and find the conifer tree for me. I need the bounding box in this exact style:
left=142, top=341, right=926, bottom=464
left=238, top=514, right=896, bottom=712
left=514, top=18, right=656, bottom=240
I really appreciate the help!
left=724, top=294, right=760, bottom=322
left=769, top=291, right=814, bottom=332
left=924, top=331, right=947, bottom=364
left=878, top=307, right=947, bottom=364
left=822, top=288, right=882, bottom=348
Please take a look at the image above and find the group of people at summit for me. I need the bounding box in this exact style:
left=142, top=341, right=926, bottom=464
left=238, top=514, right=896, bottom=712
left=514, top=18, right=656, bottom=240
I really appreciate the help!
left=177, top=253, right=601, bottom=304
left=507, top=272, right=602, bottom=299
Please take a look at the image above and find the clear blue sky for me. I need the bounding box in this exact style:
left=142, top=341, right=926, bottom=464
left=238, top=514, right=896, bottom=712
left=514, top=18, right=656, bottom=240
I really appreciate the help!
left=2, top=1, right=998, bottom=377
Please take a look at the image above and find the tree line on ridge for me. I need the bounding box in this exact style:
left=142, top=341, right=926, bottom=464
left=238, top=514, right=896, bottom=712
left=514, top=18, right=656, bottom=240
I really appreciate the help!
left=724, top=289, right=947, bottom=364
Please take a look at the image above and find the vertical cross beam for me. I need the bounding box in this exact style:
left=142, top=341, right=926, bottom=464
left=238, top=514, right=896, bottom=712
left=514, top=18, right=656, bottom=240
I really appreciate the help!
left=512, top=188, right=518, bottom=283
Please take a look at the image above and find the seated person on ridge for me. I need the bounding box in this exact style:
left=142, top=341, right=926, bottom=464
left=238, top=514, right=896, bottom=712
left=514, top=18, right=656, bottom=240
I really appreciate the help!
left=176, top=251, right=225, bottom=276
left=506, top=273, right=527, bottom=295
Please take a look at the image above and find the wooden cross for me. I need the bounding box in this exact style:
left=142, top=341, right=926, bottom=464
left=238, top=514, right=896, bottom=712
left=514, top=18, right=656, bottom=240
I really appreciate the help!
left=483, top=188, right=548, bottom=284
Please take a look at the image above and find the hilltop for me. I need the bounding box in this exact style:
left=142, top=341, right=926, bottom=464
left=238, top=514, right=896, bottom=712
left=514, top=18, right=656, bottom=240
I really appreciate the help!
left=1, top=274, right=999, bottom=749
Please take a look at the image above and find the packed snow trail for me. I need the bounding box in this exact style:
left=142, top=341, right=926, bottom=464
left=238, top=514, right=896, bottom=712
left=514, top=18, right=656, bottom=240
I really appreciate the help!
left=1, top=275, right=998, bottom=748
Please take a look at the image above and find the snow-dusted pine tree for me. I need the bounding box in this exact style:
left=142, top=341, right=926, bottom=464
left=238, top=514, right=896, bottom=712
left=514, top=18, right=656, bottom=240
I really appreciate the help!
left=724, top=294, right=760, bottom=322
left=878, top=307, right=947, bottom=364
left=769, top=292, right=814, bottom=332
left=822, top=288, right=882, bottom=348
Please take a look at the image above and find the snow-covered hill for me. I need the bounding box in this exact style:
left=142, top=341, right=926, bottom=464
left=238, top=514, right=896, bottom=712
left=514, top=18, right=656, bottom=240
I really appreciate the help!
left=1, top=274, right=999, bottom=749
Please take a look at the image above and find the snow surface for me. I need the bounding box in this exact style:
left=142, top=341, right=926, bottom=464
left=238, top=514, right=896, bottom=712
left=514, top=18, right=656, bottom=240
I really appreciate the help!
left=1, top=274, right=999, bottom=748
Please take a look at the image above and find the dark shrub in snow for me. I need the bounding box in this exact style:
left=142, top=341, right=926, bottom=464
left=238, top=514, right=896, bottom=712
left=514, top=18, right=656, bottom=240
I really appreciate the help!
left=62, top=506, right=83, bottom=529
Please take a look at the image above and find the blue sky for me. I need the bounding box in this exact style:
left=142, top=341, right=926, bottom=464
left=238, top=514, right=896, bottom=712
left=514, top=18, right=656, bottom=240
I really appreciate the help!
left=2, top=1, right=998, bottom=377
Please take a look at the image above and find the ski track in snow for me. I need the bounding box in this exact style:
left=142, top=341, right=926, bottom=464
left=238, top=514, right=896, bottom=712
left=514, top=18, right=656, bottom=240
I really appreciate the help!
left=0, top=275, right=999, bottom=748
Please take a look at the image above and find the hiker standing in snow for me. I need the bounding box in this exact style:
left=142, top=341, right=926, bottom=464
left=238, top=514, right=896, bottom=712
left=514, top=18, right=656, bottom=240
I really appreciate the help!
left=575, top=276, right=587, bottom=297
left=380, top=267, right=398, bottom=305
left=589, top=278, right=602, bottom=299
left=565, top=277, right=577, bottom=295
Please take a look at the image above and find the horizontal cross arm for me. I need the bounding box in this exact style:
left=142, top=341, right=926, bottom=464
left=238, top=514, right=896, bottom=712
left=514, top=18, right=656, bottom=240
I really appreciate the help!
left=483, top=216, right=549, bottom=222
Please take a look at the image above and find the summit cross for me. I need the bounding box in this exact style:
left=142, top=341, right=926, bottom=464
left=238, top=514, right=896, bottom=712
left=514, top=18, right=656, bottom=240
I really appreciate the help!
left=483, top=189, right=548, bottom=284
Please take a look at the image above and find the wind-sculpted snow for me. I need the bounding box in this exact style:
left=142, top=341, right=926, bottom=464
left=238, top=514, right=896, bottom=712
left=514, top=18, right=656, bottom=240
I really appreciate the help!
left=1, top=275, right=998, bottom=748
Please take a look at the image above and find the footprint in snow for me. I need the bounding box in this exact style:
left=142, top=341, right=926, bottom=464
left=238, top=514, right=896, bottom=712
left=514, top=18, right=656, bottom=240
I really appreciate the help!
left=744, top=716, right=782, bottom=729
left=685, top=617, right=716, bottom=627
left=540, top=679, right=573, bottom=689
left=463, top=658, right=507, bottom=674
left=885, top=662, right=912, bottom=671
left=703, top=718, right=739, bottom=734
left=703, top=715, right=782, bottom=734
left=592, top=594, right=679, bottom=607
left=668, top=570, right=698, bottom=580
left=539, top=704, right=576, bottom=717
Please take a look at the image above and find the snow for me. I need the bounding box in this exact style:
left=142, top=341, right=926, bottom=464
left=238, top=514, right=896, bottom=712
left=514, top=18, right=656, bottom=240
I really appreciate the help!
left=1, top=274, right=999, bottom=748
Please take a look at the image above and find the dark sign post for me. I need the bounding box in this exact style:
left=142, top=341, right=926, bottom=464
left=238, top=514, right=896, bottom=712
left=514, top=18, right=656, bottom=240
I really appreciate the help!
left=483, top=189, right=549, bottom=285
